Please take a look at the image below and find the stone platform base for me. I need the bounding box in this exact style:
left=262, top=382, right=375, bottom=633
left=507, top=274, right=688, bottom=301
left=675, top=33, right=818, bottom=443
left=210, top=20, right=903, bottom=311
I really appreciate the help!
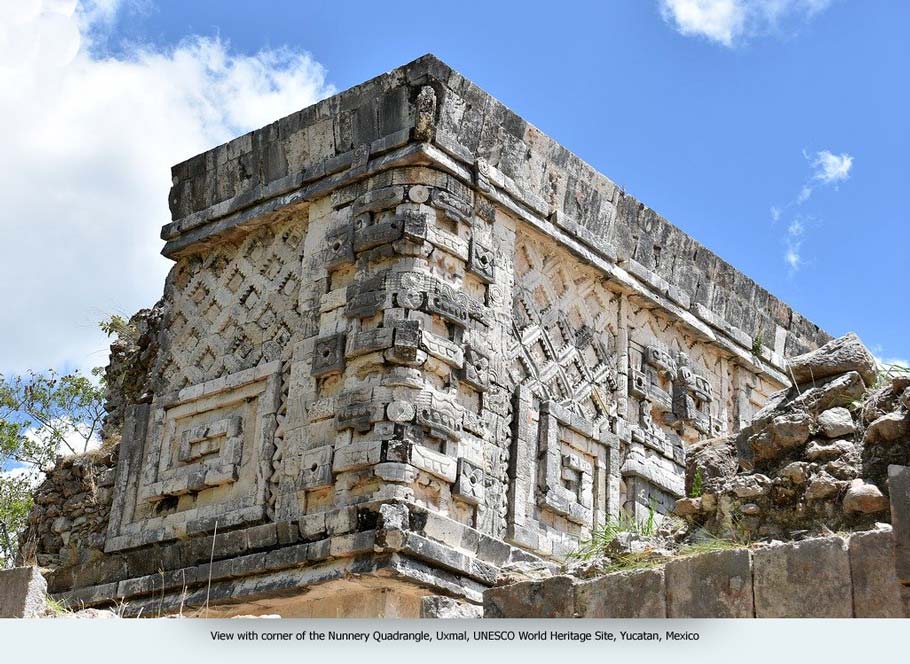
left=48, top=500, right=540, bottom=618
left=485, top=530, right=907, bottom=618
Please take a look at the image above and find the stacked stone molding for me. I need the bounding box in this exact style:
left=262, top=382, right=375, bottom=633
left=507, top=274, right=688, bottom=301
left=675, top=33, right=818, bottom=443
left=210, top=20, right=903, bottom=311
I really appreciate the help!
left=17, top=55, right=833, bottom=617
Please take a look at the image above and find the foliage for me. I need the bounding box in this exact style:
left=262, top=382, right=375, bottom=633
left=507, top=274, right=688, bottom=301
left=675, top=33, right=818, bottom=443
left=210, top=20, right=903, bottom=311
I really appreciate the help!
left=677, top=532, right=750, bottom=557
left=751, top=332, right=764, bottom=356
left=571, top=502, right=659, bottom=562
left=0, top=473, right=33, bottom=569
left=1, top=371, right=105, bottom=469
left=44, top=594, right=71, bottom=616
left=688, top=467, right=704, bottom=498
left=98, top=314, right=130, bottom=339
left=0, top=369, right=105, bottom=568
left=875, top=362, right=910, bottom=389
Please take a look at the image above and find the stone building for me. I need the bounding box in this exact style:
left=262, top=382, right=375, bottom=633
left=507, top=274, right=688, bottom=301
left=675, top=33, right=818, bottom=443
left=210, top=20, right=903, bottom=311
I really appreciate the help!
left=39, top=55, right=829, bottom=617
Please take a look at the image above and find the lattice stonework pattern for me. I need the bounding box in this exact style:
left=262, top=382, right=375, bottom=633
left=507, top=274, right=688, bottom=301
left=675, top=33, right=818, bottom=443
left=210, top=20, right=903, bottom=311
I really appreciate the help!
left=509, top=233, right=620, bottom=426
left=153, top=219, right=306, bottom=394
left=106, top=217, right=308, bottom=550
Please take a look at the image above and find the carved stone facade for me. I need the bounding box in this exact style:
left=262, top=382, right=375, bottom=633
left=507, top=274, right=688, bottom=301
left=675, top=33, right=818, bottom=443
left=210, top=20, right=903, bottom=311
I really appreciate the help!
left=43, top=55, right=829, bottom=617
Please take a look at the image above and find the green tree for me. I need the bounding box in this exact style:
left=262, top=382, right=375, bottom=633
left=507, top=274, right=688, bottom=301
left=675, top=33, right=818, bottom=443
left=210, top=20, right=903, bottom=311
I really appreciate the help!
left=0, top=370, right=105, bottom=568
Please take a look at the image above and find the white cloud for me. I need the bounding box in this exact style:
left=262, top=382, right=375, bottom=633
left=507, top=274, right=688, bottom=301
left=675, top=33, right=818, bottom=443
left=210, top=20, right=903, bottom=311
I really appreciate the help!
left=659, top=0, right=834, bottom=47
left=24, top=417, right=102, bottom=459
left=771, top=147, right=852, bottom=273
left=784, top=244, right=802, bottom=271
left=809, top=149, right=853, bottom=184
left=783, top=216, right=808, bottom=273
left=1, top=463, right=45, bottom=493
left=787, top=218, right=804, bottom=238
left=796, top=149, right=853, bottom=204
left=874, top=354, right=909, bottom=371
left=0, top=0, right=335, bottom=376
left=659, top=0, right=744, bottom=47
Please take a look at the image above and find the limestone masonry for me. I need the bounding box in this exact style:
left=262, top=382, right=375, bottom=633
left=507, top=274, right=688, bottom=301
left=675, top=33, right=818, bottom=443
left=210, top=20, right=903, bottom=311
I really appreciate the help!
left=21, top=55, right=833, bottom=617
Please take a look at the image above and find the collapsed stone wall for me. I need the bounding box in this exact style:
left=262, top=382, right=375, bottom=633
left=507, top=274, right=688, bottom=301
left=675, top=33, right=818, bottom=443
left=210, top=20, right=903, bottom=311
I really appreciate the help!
left=100, top=305, right=163, bottom=441
left=678, top=333, right=910, bottom=539
left=17, top=306, right=160, bottom=570
left=17, top=449, right=117, bottom=571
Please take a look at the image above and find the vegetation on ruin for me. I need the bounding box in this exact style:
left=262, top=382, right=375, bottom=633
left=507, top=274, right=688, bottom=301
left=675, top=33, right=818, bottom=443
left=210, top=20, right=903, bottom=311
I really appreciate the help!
left=0, top=318, right=127, bottom=568
left=751, top=332, right=764, bottom=356
left=688, top=468, right=704, bottom=498
left=0, top=369, right=106, bottom=568
left=875, top=361, right=910, bottom=388
left=570, top=500, right=753, bottom=574
left=570, top=503, right=659, bottom=562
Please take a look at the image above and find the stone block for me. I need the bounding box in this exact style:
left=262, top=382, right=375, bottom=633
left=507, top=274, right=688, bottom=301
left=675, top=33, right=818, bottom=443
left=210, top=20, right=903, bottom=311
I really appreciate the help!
left=0, top=566, right=48, bottom=618
left=665, top=548, right=753, bottom=618
left=787, top=332, right=877, bottom=387
left=889, top=465, right=910, bottom=584
left=574, top=568, right=666, bottom=618
left=753, top=536, right=852, bottom=617
left=849, top=529, right=904, bottom=618
left=420, top=595, right=483, bottom=618
left=483, top=576, right=576, bottom=618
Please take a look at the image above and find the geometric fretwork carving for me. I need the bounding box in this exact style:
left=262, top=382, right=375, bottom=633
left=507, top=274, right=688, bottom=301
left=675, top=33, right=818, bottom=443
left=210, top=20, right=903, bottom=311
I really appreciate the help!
left=537, top=401, right=596, bottom=525
left=631, top=345, right=717, bottom=438
left=508, top=387, right=620, bottom=557
left=154, top=221, right=304, bottom=393
left=106, top=362, right=281, bottom=552
left=509, top=236, right=619, bottom=429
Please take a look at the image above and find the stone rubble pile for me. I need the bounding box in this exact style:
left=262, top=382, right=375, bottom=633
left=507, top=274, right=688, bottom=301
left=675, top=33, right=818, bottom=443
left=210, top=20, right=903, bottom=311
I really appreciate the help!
left=99, top=304, right=162, bottom=441
left=676, top=332, right=910, bottom=539
left=17, top=449, right=117, bottom=570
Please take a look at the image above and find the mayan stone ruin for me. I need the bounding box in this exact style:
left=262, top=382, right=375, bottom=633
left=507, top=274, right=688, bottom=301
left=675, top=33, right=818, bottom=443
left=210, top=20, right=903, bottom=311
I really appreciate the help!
left=17, top=54, right=849, bottom=618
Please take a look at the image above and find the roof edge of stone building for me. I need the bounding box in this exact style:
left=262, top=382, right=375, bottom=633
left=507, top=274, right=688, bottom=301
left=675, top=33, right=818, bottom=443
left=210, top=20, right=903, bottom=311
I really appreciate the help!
left=161, top=53, right=830, bottom=370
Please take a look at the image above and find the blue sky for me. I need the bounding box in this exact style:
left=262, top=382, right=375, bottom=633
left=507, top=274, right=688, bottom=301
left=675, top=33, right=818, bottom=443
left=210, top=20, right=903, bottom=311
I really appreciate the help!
left=0, top=0, right=907, bottom=379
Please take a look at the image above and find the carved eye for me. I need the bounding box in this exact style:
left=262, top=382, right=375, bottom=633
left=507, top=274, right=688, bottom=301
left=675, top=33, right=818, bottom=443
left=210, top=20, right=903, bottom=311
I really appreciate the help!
left=321, top=348, right=332, bottom=358
left=310, top=463, right=318, bottom=473
left=332, top=240, right=342, bottom=251
left=479, top=254, right=489, bottom=265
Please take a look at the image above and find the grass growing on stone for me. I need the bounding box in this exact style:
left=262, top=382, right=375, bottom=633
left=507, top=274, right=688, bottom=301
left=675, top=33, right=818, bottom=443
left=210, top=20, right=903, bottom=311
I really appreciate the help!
left=44, top=594, right=71, bottom=616
left=688, top=468, right=704, bottom=498
left=677, top=536, right=749, bottom=558
left=570, top=508, right=659, bottom=562
left=570, top=508, right=753, bottom=574
left=875, top=362, right=910, bottom=388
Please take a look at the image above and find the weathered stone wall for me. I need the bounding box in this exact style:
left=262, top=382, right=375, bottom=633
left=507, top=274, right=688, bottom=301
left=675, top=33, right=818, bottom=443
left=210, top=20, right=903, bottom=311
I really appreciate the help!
left=20, top=55, right=834, bottom=616
left=0, top=566, right=47, bottom=618
left=18, top=449, right=117, bottom=571
left=164, top=56, right=828, bottom=362
left=484, top=529, right=906, bottom=618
